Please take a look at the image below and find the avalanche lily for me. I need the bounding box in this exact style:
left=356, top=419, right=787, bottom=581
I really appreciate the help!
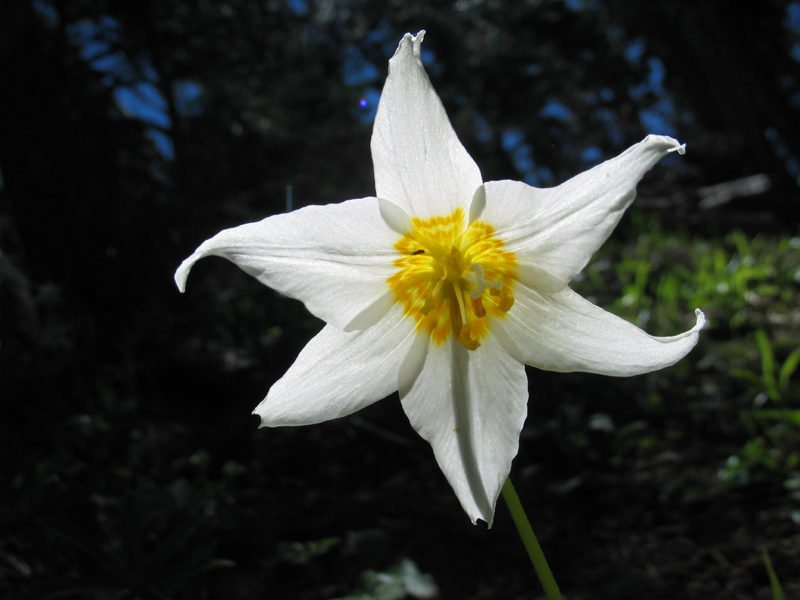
left=175, top=31, right=704, bottom=526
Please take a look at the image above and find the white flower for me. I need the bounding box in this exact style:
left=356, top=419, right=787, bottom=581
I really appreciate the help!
left=175, top=31, right=704, bottom=526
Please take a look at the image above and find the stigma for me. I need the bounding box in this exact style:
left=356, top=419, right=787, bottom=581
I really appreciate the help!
left=387, top=207, right=517, bottom=350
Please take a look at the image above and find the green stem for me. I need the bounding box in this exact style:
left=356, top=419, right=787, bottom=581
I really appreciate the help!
left=501, top=477, right=563, bottom=600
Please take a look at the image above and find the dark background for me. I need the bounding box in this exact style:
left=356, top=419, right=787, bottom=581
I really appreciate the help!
left=1, top=0, right=799, bottom=598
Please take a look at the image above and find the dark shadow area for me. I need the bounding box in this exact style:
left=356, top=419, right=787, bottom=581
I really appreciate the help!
left=1, top=0, right=799, bottom=598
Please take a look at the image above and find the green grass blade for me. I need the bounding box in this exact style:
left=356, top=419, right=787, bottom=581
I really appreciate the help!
left=763, top=549, right=785, bottom=600
left=755, top=330, right=780, bottom=400
left=731, top=368, right=765, bottom=387
left=742, top=409, right=800, bottom=426
left=778, top=347, right=800, bottom=395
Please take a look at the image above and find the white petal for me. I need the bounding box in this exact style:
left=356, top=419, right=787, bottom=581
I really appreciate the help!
left=371, top=31, right=483, bottom=219
left=378, top=197, right=413, bottom=235
left=400, top=335, right=528, bottom=526
left=344, top=289, right=396, bottom=332
left=253, top=304, right=416, bottom=426
left=503, top=284, right=704, bottom=376
left=175, top=197, right=399, bottom=332
left=468, top=184, right=486, bottom=224
left=483, top=136, right=684, bottom=288
left=398, top=331, right=429, bottom=398
left=489, top=319, right=524, bottom=364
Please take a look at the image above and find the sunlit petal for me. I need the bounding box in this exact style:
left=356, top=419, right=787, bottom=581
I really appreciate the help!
left=483, top=136, right=685, bottom=289
left=254, top=304, right=416, bottom=426
left=175, top=197, right=398, bottom=332
left=400, top=335, right=528, bottom=526
left=371, top=31, right=482, bottom=219
left=378, top=197, right=414, bottom=235
left=504, top=284, right=704, bottom=376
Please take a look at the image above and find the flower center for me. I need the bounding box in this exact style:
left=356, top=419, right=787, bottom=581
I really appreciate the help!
left=388, top=208, right=517, bottom=350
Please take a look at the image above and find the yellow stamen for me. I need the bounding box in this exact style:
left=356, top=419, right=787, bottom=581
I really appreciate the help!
left=388, top=207, right=517, bottom=350
left=453, top=281, right=467, bottom=325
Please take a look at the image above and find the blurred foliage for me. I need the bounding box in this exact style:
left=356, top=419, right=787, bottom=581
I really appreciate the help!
left=566, top=213, right=800, bottom=510
left=333, top=558, right=438, bottom=600
left=575, top=215, right=800, bottom=337
left=2, top=0, right=800, bottom=598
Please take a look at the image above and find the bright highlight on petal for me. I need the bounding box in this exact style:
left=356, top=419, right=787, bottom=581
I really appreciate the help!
left=175, top=30, right=705, bottom=527
left=482, top=135, right=686, bottom=290
left=372, top=32, right=483, bottom=219
left=400, top=335, right=528, bottom=526
left=387, top=206, right=517, bottom=350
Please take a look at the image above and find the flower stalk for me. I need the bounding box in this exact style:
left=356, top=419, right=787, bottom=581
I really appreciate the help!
left=501, top=477, right=563, bottom=600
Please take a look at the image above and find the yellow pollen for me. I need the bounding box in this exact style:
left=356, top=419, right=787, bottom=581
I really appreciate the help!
left=387, top=207, right=517, bottom=350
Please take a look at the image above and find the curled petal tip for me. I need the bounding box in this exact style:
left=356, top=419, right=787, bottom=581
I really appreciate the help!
left=693, top=308, right=706, bottom=331
left=174, top=258, right=193, bottom=293
left=671, top=142, right=687, bottom=155
left=396, top=31, right=425, bottom=59
left=642, top=134, right=685, bottom=154
left=410, top=30, right=426, bottom=43
left=251, top=408, right=267, bottom=428
left=252, top=406, right=271, bottom=429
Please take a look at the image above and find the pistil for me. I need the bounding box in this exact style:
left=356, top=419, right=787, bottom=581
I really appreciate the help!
left=452, top=281, right=468, bottom=325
